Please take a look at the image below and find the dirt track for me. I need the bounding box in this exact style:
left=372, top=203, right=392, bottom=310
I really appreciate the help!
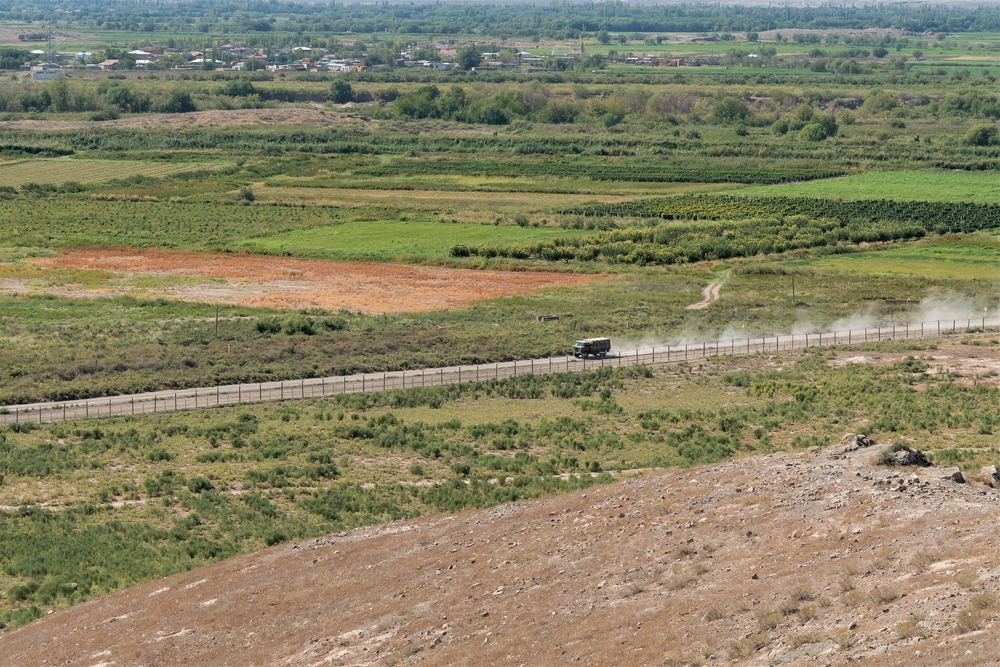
left=2, top=442, right=999, bottom=666
left=686, top=281, right=722, bottom=310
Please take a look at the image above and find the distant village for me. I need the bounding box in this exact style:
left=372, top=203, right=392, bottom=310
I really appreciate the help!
left=22, top=39, right=687, bottom=79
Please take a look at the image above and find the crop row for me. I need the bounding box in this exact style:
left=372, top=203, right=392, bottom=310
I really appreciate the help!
left=559, top=194, right=1000, bottom=230
left=452, top=215, right=928, bottom=265
left=353, top=160, right=846, bottom=184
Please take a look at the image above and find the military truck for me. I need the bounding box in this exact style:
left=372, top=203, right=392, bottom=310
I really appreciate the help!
left=572, top=337, right=611, bottom=358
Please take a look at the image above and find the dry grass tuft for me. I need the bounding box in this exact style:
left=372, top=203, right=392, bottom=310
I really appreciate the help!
left=790, top=583, right=815, bottom=602
left=867, top=584, right=901, bottom=607
left=837, top=575, right=856, bottom=593
left=835, top=630, right=854, bottom=650
left=666, top=571, right=697, bottom=591
left=789, top=632, right=820, bottom=649
left=910, top=550, right=938, bottom=573
left=726, top=632, right=769, bottom=660
left=796, top=605, right=818, bottom=623
left=896, top=617, right=925, bottom=639
left=755, top=608, right=782, bottom=631
left=957, top=590, right=1000, bottom=633
left=842, top=589, right=867, bottom=608
left=955, top=570, right=979, bottom=590
left=702, top=607, right=724, bottom=622
left=779, top=599, right=800, bottom=616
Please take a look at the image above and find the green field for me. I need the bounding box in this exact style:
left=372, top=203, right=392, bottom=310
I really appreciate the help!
left=236, top=219, right=576, bottom=261
left=790, top=234, right=1000, bottom=279
left=739, top=170, right=1000, bottom=203
left=0, top=159, right=226, bottom=187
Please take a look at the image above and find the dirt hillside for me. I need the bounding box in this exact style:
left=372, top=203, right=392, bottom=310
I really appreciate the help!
left=2, top=439, right=1000, bottom=666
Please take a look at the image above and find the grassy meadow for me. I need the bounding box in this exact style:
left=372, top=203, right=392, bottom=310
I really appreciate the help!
left=791, top=234, right=1000, bottom=279
left=234, top=218, right=575, bottom=261
left=739, top=171, right=1000, bottom=202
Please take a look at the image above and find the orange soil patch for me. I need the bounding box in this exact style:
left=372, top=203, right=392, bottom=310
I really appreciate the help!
left=31, top=248, right=595, bottom=313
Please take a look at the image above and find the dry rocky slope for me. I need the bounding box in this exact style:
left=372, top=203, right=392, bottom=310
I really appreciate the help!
left=3, top=437, right=1000, bottom=667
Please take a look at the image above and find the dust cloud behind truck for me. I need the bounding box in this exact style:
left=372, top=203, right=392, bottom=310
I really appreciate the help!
left=572, top=337, right=611, bottom=358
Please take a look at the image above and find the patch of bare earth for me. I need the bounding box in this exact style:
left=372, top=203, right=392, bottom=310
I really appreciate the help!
left=25, top=248, right=594, bottom=313
left=3, top=441, right=1000, bottom=666
left=0, top=108, right=373, bottom=131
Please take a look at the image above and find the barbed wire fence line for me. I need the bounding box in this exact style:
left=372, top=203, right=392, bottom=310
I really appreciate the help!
left=2, top=316, right=995, bottom=427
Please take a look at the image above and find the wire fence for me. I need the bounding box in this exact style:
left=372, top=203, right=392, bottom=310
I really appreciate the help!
left=2, top=316, right=996, bottom=426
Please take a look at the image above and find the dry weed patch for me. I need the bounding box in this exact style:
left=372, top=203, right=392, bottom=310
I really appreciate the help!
left=755, top=608, right=783, bottom=631
left=727, top=632, right=769, bottom=660
left=789, top=632, right=820, bottom=649
left=910, top=550, right=939, bottom=573
left=868, top=584, right=902, bottom=607
left=896, top=616, right=926, bottom=639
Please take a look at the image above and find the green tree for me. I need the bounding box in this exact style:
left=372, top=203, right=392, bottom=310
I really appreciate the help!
left=597, top=30, right=611, bottom=44
left=457, top=44, right=482, bottom=70
left=222, top=78, right=255, bottom=97
left=160, top=89, right=196, bottom=113
left=712, top=97, right=749, bottom=123
left=329, top=79, right=353, bottom=104
left=47, top=78, right=71, bottom=112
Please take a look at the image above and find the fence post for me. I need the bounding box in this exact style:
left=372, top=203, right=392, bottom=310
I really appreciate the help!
left=131, top=398, right=134, bottom=415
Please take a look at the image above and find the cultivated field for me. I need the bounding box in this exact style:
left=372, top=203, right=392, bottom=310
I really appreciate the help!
left=0, top=158, right=225, bottom=187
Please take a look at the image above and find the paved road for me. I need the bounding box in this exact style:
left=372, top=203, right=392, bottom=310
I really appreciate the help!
left=2, top=316, right=995, bottom=426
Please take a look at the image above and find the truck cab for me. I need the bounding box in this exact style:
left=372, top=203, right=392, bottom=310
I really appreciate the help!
left=573, top=337, right=611, bottom=358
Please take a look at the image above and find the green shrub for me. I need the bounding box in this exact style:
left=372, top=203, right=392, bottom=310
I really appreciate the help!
left=255, top=317, right=282, bottom=334
left=963, top=125, right=1000, bottom=147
